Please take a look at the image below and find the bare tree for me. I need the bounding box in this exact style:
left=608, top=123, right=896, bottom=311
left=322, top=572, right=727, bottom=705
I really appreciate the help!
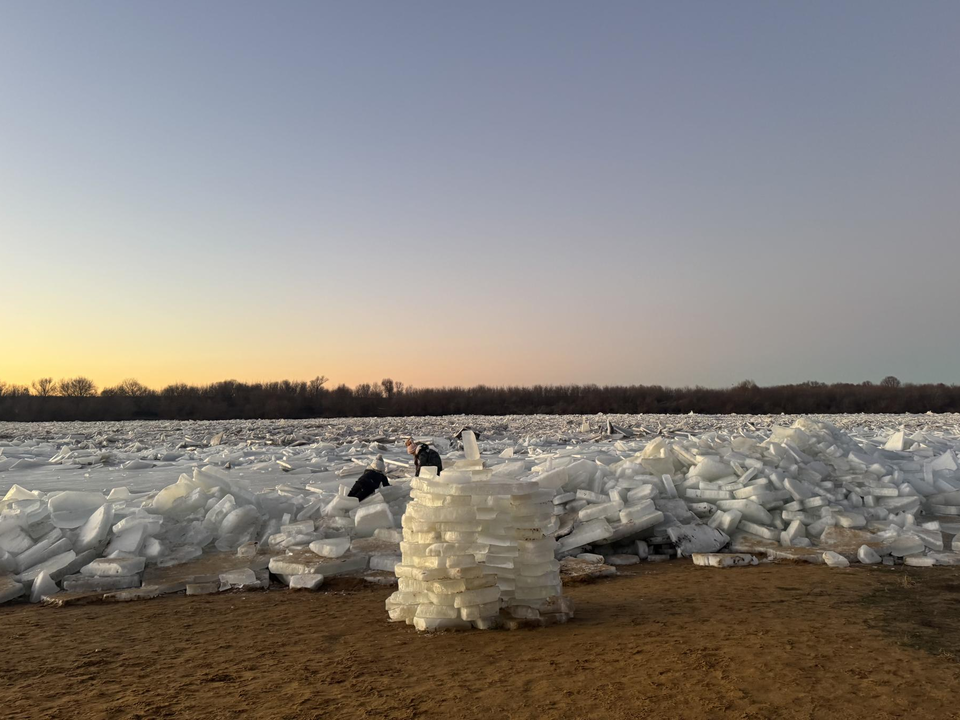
left=58, top=376, right=98, bottom=397
left=32, top=377, right=56, bottom=396
left=880, top=376, right=902, bottom=388
left=381, top=378, right=395, bottom=398
left=308, top=375, right=328, bottom=398
left=102, top=378, right=153, bottom=397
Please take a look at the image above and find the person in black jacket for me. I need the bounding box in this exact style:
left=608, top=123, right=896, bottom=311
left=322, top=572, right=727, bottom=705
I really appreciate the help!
left=406, top=438, right=443, bottom=477
left=348, top=455, right=390, bottom=501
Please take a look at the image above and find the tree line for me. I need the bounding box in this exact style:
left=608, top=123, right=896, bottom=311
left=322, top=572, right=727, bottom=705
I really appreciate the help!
left=0, top=375, right=957, bottom=421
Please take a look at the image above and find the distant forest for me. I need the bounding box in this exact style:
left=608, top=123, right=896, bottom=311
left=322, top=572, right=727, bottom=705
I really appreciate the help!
left=0, top=375, right=958, bottom=422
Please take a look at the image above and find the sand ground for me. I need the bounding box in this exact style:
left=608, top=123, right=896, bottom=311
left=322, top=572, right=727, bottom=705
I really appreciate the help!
left=2, top=562, right=960, bottom=720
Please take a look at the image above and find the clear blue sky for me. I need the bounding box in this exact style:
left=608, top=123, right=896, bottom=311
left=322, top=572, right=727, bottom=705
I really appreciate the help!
left=1, top=1, right=958, bottom=390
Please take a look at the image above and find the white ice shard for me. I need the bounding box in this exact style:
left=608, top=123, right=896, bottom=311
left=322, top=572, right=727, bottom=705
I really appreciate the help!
left=29, top=571, right=59, bottom=603
left=74, top=504, right=115, bottom=554
left=462, top=430, right=480, bottom=462
left=857, top=545, right=881, bottom=564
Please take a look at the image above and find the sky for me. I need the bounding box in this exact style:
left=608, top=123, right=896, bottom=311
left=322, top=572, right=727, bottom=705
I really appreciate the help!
left=1, top=1, right=958, bottom=391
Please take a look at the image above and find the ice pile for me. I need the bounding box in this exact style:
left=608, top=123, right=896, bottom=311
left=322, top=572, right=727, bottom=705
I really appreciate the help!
left=0, top=463, right=408, bottom=604
left=4, top=414, right=960, bottom=609
left=386, top=431, right=572, bottom=630
left=547, top=418, right=960, bottom=567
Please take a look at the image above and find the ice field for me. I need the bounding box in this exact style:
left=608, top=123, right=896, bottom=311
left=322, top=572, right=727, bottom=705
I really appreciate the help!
left=2, top=413, right=960, bottom=615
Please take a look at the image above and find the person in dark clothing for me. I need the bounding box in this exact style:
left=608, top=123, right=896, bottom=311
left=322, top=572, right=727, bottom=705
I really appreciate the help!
left=406, top=438, right=443, bottom=477
left=348, top=455, right=390, bottom=501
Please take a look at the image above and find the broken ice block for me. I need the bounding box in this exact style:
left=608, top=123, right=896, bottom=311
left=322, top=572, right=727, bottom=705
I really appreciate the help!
left=289, top=574, right=324, bottom=590
left=48, top=491, right=106, bottom=528
left=354, top=504, right=395, bottom=537
left=717, top=509, right=742, bottom=535
left=692, top=553, right=758, bottom=568
left=29, top=571, right=59, bottom=602
left=667, top=525, right=729, bottom=557
left=857, top=545, right=881, bottom=564
left=62, top=574, right=141, bottom=593
left=219, top=568, right=259, bottom=590
left=822, top=551, right=850, bottom=568
left=18, top=550, right=77, bottom=587
left=370, top=555, right=400, bottom=572
left=885, top=535, right=925, bottom=557
left=106, top=525, right=147, bottom=556
left=310, top=537, right=351, bottom=558
left=80, top=557, right=146, bottom=577
left=462, top=430, right=480, bottom=461
left=0, top=526, right=35, bottom=555
left=74, top=504, right=115, bottom=553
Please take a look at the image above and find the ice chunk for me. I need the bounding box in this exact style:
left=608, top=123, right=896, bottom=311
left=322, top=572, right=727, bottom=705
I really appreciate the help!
left=783, top=477, right=814, bottom=501
left=48, top=491, right=106, bottom=528
left=30, top=571, right=59, bottom=603
left=370, top=555, right=400, bottom=572
left=557, top=518, right=613, bottom=552
left=74, top=504, right=115, bottom=554
left=689, top=458, right=731, bottom=482
left=217, top=506, right=261, bottom=549
left=718, top=509, right=742, bottom=535
left=667, top=525, right=729, bottom=556
left=62, top=574, right=141, bottom=593
left=883, top=431, right=905, bottom=452
left=289, top=574, right=325, bottom=590
left=0, top=527, right=34, bottom=555
left=16, top=537, right=72, bottom=573
left=18, top=549, right=77, bottom=586
left=354, top=504, right=395, bottom=537
left=579, top=502, right=621, bottom=522
left=106, top=525, right=147, bottom=555
left=715, top=499, right=773, bottom=525
left=885, top=535, right=925, bottom=557
left=822, top=551, right=850, bottom=568
left=202, top=494, right=237, bottom=532
left=80, top=557, right=146, bottom=577
left=857, top=545, right=881, bottom=564
left=219, top=568, right=259, bottom=590
left=310, top=537, right=351, bottom=558
left=462, top=430, right=480, bottom=461
left=692, top=553, right=758, bottom=568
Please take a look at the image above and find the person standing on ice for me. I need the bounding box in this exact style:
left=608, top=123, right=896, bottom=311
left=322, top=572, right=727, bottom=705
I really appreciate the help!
left=406, top=438, right=443, bottom=477
left=347, top=455, right=390, bottom=502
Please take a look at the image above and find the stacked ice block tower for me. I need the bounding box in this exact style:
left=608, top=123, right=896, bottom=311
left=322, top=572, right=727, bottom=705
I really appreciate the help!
left=386, top=431, right=573, bottom=630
